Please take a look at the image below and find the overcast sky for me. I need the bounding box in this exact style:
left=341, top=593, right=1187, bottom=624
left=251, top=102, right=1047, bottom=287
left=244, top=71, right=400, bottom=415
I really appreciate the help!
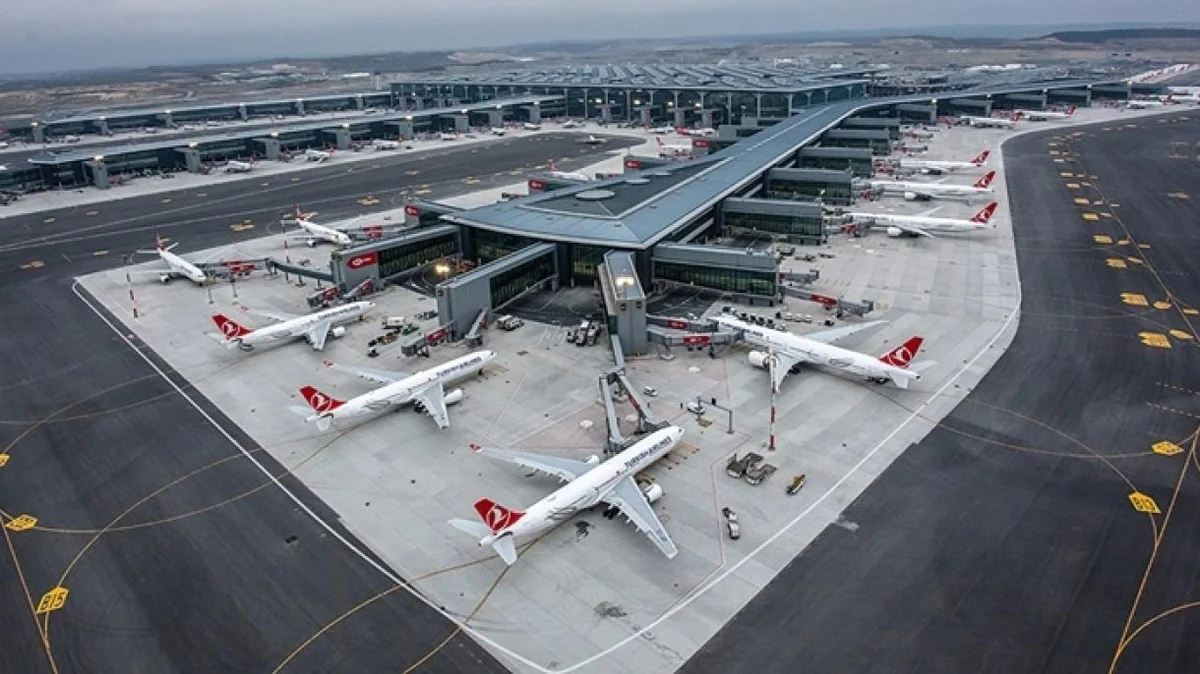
left=2, top=0, right=1198, bottom=75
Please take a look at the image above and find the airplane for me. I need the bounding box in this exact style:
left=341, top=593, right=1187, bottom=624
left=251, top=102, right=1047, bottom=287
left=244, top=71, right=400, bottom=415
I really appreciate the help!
left=545, top=161, right=590, bottom=182
left=211, top=300, right=374, bottom=352
left=561, top=120, right=580, bottom=129
left=677, top=127, right=715, bottom=137
left=656, top=137, right=691, bottom=156
left=225, top=159, right=254, bottom=173
left=287, top=206, right=352, bottom=247
left=865, top=170, right=996, bottom=202
left=648, top=125, right=675, bottom=134
left=1166, top=93, right=1200, bottom=104
left=580, top=134, right=607, bottom=145
left=0, top=141, right=9, bottom=149
left=448, top=425, right=685, bottom=565
left=712, top=315, right=934, bottom=391
left=961, top=114, right=1018, bottom=129
left=490, top=127, right=507, bottom=136
left=293, top=350, right=496, bottom=431
left=1016, top=105, right=1077, bottom=121
left=373, top=139, right=401, bottom=150
left=439, top=132, right=458, bottom=141
left=128, top=235, right=210, bottom=285
left=304, top=148, right=333, bottom=162
left=896, top=150, right=990, bottom=175
left=848, top=202, right=999, bottom=238
left=522, top=122, right=542, bottom=131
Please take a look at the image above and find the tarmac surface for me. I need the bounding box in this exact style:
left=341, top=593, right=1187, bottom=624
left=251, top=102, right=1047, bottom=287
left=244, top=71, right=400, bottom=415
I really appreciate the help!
left=681, top=114, right=1200, bottom=673
left=0, top=133, right=631, bottom=673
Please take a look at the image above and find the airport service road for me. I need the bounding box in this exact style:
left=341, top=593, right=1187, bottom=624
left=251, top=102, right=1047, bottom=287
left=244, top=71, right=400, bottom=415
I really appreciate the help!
left=682, top=114, right=1200, bottom=674
left=0, top=133, right=637, bottom=280
left=0, top=141, right=583, bottom=674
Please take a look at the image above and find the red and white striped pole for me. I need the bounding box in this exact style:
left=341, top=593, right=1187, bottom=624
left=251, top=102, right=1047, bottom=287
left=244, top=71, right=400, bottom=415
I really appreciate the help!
left=129, top=287, right=139, bottom=319
left=768, top=352, right=778, bottom=451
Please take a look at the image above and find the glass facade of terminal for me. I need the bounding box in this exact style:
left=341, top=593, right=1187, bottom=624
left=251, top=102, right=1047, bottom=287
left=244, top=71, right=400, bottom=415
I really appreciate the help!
left=490, top=253, right=556, bottom=307
left=377, top=233, right=457, bottom=278
left=653, top=261, right=777, bottom=297
left=0, top=166, right=43, bottom=190
left=767, top=179, right=854, bottom=206
left=798, top=155, right=873, bottom=178
left=569, top=244, right=608, bottom=285
left=723, top=211, right=826, bottom=242
left=474, top=229, right=532, bottom=264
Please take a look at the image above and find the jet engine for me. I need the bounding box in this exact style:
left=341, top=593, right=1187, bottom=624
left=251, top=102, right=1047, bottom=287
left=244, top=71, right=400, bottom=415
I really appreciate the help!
left=412, top=388, right=463, bottom=414
left=158, top=273, right=172, bottom=284
left=748, top=351, right=772, bottom=369
left=919, top=167, right=946, bottom=176
left=330, top=326, right=348, bottom=339
left=886, top=226, right=905, bottom=238
left=638, top=480, right=664, bottom=504
left=902, top=191, right=932, bottom=202
left=585, top=454, right=601, bottom=466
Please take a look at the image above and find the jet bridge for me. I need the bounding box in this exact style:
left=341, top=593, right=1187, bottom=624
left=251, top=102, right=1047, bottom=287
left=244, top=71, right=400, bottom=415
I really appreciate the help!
left=598, top=328, right=669, bottom=455
left=781, top=287, right=876, bottom=317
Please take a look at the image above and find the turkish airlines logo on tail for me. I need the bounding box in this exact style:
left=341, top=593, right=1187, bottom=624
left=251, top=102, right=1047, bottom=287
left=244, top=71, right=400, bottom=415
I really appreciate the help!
left=970, top=150, right=990, bottom=166
left=973, top=171, right=996, bottom=189
left=211, top=314, right=251, bottom=338
left=300, top=386, right=344, bottom=413
left=970, top=203, right=998, bottom=224
left=474, top=498, right=524, bottom=533
left=880, top=337, right=924, bottom=368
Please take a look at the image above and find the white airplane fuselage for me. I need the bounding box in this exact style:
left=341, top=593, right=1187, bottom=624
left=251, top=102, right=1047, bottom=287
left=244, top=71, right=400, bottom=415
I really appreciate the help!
left=298, top=219, right=352, bottom=246
left=225, top=301, right=373, bottom=349
left=869, top=180, right=994, bottom=199
left=478, top=426, right=684, bottom=547
left=848, top=210, right=989, bottom=233
left=963, top=116, right=1015, bottom=128
left=898, top=159, right=984, bottom=172
left=314, top=350, right=495, bottom=427
left=714, top=316, right=920, bottom=386
left=159, top=247, right=208, bottom=284
left=226, top=161, right=253, bottom=173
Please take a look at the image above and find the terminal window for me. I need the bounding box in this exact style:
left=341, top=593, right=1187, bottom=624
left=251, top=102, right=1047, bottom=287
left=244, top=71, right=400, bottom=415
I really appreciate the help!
left=570, top=244, right=608, bottom=285
left=377, top=235, right=457, bottom=278
left=490, top=254, right=556, bottom=307
left=653, top=261, right=776, bottom=297
left=724, top=212, right=825, bottom=239
left=768, top=180, right=852, bottom=205
left=474, top=229, right=532, bottom=264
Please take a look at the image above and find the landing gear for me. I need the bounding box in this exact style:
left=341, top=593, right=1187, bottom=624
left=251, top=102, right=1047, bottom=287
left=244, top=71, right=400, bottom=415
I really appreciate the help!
left=868, top=376, right=887, bottom=385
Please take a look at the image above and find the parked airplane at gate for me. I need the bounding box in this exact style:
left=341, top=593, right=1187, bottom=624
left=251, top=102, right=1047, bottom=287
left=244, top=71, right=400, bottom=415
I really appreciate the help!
left=961, top=114, right=1018, bottom=129
left=449, top=426, right=685, bottom=565
left=656, top=137, right=691, bottom=156
left=848, top=202, right=999, bottom=238
left=712, top=316, right=934, bottom=391
left=1125, top=99, right=1167, bottom=109
left=304, top=148, right=334, bottom=162
left=225, top=159, right=255, bottom=173
left=286, top=206, right=403, bottom=246
left=211, top=301, right=373, bottom=352
left=545, top=161, right=591, bottom=182
left=373, top=139, right=401, bottom=150
left=129, top=235, right=210, bottom=285
left=866, top=171, right=996, bottom=201
left=896, top=150, right=990, bottom=174
left=295, top=350, right=496, bottom=430
left=1016, top=105, right=1076, bottom=121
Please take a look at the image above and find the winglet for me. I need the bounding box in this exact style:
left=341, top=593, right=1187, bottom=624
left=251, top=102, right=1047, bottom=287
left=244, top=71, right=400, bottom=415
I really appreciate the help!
left=473, top=498, right=524, bottom=534
left=880, top=336, right=924, bottom=368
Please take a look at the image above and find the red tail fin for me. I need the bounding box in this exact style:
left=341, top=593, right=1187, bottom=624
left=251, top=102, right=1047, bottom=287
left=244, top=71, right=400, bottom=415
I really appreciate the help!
left=973, top=171, right=996, bottom=189
left=473, top=498, right=524, bottom=533
left=211, top=314, right=252, bottom=338
left=299, top=386, right=344, bottom=413
left=880, top=337, right=924, bottom=368
left=970, top=202, right=998, bottom=224
left=1066, top=105, right=1077, bottom=116
left=970, top=150, right=990, bottom=165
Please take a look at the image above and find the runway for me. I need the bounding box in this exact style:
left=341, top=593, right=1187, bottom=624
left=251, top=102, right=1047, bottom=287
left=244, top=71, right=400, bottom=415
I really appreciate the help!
left=0, top=134, right=633, bottom=673
left=681, top=114, right=1200, bottom=673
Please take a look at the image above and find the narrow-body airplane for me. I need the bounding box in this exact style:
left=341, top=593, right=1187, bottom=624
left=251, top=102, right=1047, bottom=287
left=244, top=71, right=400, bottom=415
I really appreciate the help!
left=449, top=426, right=685, bottom=565
left=373, top=139, right=401, bottom=150
left=296, top=350, right=496, bottom=430
left=712, top=316, right=934, bottom=390
left=656, top=137, right=691, bottom=156
left=225, top=159, right=254, bottom=173
left=545, top=161, right=590, bottom=182
left=961, top=115, right=1017, bottom=129
left=130, top=236, right=210, bottom=284
left=304, top=148, right=333, bottom=162
left=1017, top=105, right=1076, bottom=121
left=212, top=301, right=373, bottom=352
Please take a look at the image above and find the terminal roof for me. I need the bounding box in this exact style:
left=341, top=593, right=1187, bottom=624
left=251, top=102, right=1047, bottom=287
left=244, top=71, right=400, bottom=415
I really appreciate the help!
left=26, top=95, right=559, bottom=166
left=444, top=80, right=1126, bottom=249
left=40, top=91, right=393, bottom=126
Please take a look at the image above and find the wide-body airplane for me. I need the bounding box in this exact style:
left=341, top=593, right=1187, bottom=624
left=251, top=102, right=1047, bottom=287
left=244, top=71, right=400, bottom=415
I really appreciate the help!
left=713, top=316, right=934, bottom=390
left=449, top=426, right=685, bottom=565
left=212, top=301, right=373, bottom=352
left=1017, top=105, right=1076, bottom=121
left=849, top=202, right=998, bottom=238
left=295, top=350, right=495, bottom=430
left=896, top=150, right=990, bottom=174
left=867, top=170, right=996, bottom=201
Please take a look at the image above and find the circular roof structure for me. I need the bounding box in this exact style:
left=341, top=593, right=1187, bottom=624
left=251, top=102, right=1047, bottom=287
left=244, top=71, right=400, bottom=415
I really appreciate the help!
left=575, top=189, right=617, bottom=201
left=625, top=177, right=650, bottom=185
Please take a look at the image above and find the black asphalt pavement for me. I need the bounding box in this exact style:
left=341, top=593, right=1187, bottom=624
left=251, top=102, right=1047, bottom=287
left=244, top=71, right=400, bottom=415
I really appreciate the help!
left=0, top=134, right=633, bottom=673
left=682, top=113, right=1200, bottom=674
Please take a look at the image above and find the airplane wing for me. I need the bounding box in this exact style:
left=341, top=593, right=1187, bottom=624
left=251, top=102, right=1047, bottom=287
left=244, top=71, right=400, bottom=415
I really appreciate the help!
left=768, top=350, right=802, bottom=391
left=915, top=206, right=944, bottom=217
left=471, top=446, right=593, bottom=483
left=302, top=320, right=332, bottom=351
left=412, top=381, right=451, bottom=429
left=325, top=362, right=408, bottom=385
left=249, top=307, right=301, bottom=323
left=602, top=476, right=678, bottom=559
left=805, top=319, right=888, bottom=344
left=894, top=223, right=936, bottom=238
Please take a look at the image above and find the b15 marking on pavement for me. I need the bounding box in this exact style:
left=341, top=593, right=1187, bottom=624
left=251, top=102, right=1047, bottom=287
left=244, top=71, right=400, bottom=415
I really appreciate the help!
left=1121, top=293, right=1148, bottom=306
left=1094, top=234, right=1113, bottom=244
left=1139, top=332, right=1172, bottom=349
left=1106, top=258, right=1127, bottom=269
left=1082, top=213, right=1100, bottom=221
left=1128, top=491, right=1161, bottom=514
left=4, top=514, right=37, bottom=531
left=1152, top=441, right=1183, bottom=456
left=35, top=587, right=69, bottom=615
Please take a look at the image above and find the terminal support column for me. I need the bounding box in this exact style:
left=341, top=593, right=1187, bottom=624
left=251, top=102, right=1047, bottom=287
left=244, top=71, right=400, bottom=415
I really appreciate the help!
left=31, top=123, right=44, bottom=144
left=238, top=104, right=248, bottom=121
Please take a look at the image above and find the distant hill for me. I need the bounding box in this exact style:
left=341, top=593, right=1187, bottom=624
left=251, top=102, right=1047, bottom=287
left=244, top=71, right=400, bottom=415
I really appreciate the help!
left=1041, top=28, right=1200, bottom=43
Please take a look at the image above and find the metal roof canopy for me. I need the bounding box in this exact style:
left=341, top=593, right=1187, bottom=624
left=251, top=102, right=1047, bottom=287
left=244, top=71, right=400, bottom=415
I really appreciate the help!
left=26, top=95, right=561, bottom=166
left=40, top=91, right=392, bottom=126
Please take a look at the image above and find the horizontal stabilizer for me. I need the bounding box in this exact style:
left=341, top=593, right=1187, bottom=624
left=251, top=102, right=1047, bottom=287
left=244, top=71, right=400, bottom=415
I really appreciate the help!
left=492, top=534, right=518, bottom=565
left=448, top=518, right=491, bottom=540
